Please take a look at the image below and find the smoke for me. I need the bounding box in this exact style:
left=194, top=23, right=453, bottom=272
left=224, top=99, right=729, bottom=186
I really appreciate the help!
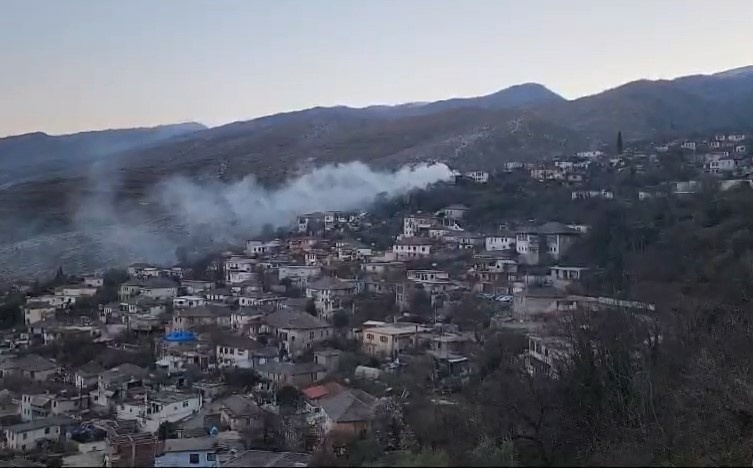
left=0, top=161, right=452, bottom=278
left=154, top=162, right=453, bottom=244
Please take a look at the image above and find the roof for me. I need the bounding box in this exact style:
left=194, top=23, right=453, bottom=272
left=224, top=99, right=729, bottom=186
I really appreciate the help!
left=215, top=395, right=264, bottom=418
left=151, top=391, right=198, bottom=404
left=302, top=381, right=346, bottom=401
left=443, top=204, right=470, bottom=211
left=178, top=304, right=232, bottom=318
left=143, top=277, right=178, bottom=289
left=25, top=300, right=55, bottom=310
left=100, top=363, right=149, bottom=383
left=224, top=450, right=310, bottom=468
left=5, top=416, right=76, bottom=433
left=216, top=334, right=260, bottom=351
left=77, top=361, right=105, bottom=377
left=394, top=237, right=432, bottom=246
left=255, top=361, right=327, bottom=376
left=162, top=437, right=217, bottom=453
left=262, top=310, right=329, bottom=330
left=363, top=325, right=426, bottom=336
left=1, top=354, right=56, bottom=372
left=307, top=277, right=352, bottom=291
left=319, top=389, right=377, bottom=423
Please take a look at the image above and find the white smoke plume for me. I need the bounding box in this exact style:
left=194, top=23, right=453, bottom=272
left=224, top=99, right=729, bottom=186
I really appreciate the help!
left=154, top=161, right=453, bottom=243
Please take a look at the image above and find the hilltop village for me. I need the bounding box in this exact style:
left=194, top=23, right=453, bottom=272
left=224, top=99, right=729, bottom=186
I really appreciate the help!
left=0, top=132, right=752, bottom=466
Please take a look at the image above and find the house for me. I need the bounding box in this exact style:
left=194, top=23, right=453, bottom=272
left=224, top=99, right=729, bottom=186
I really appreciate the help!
left=173, top=296, right=207, bottom=309
left=297, top=212, right=326, bottom=234
left=526, top=335, right=571, bottom=377
left=550, top=266, right=589, bottom=290
left=82, top=275, right=104, bottom=288
left=728, top=133, right=746, bottom=142
left=105, top=431, right=159, bottom=468
left=172, top=305, right=232, bottom=331
left=215, top=335, right=266, bottom=369
left=571, top=189, right=614, bottom=200
left=681, top=141, right=697, bottom=151
left=119, top=280, right=145, bottom=300
left=443, top=231, right=485, bottom=249
left=20, top=389, right=89, bottom=422
left=23, top=301, right=56, bottom=325
left=406, top=270, right=449, bottom=282
left=278, top=265, right=322, bottom=288
left=312, top=388, right=377, bottom=438
left=245, top=239, right=281, bottom=256
left=704, top=154, right=736, bottom=174
left=3, top=416, right=76, bottom=451
left=141, top=278, right=179, bottom=300
left=205, top=395, right=268, bottom=432
left=435, top=204, right=470, bottom=220
left=91, top=363, right=150, bottom=409
left=74, top=361, right=104, bottom=390
left=260, top=310, right=333, bottom=357
left=576, top=150, right=603, bottom=158
left=305, top=277, right=355, bottom=318
left=127, top=263, right=160, bottom=278
left=181, top=280, right=214, bottom=295
left=224, top=256, right=258, bottom=284
left=515, top=222, right=581, bottom=263
left=485, top=233, right=515, bottom=252
left=361, top=261, right=405, bottom=276
left=463, top=170, right=489, bottom=183
left=361, top=324, right=429, bottom=358
left=0, top=354, right=57, bottom=381
left=255, top=362, right=327, bottom=389
left=392, top=238, right=433, bottom=260
left=117, top=391, right=202, bottom=433
left=403, top=214, right=461, bottom=237
left=154, top=437, right=218, bottom=468
left=512, top=287, right=572, bottom=320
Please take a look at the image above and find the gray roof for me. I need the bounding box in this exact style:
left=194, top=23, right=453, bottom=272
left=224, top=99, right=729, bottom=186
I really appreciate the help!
left=1, top=354, right=56, bottom=372
left=262, top=310, right=329, bottom=330
left=162, top=436, right=217, bottom=453
left=319, top=389, right=377, bottom=423
left=5, top=416, right=76, bottom=433
left=100, top=363, right=148, bottom=383
left=143, top=277, right=178, bottom=289
left=224, top=450, right=310, bottom=468
left=307, top=277, right=352, bottom=291
left=518, top=222, right=580, bottom=235
left=216, top=334, right=260, bottom=351
left=214, top=395, right=264, bottom=418
left=178, top=304, right=231, bottom=318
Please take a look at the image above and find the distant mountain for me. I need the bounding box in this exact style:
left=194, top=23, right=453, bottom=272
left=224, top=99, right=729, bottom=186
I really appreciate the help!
left=0, top=122, right=206, bottom=186
left=363, top=82, right=565, bottom=117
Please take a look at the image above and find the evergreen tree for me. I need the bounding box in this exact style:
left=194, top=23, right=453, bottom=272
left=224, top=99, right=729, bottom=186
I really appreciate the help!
left=617, top=130, right=623, bottom=154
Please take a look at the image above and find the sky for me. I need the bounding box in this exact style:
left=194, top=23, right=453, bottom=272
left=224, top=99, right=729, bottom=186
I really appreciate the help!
left=2, top=0, right=753, bottom=137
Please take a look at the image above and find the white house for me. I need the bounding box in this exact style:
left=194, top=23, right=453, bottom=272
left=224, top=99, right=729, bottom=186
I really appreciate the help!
left=117, top=391, right=202, bottom=433
left=278, top=265, right=321, bottom=287
left=260, top=309, right=333, bottom=357
left=571, top=189, right=615, bottom=200
left=435, top=204, right=470, bottom=220
left=140, top=278, right=179, bottom=300
left=728, top=133, right=746, bottom=142
left=464, top=170, right=489, bottom=183
left=181, top=280, right=214, bottom=295
left=3, top=416, right=76, bottom=451
left=245, top=239, right=281, bottom=256
left=155, top=437, right=218, bottom=468
left=681, top=141, right=697, bottom=151
left=82, top=276, right=104, bottom=288
left=406, top=270, right=449, bottom=282
left=24, top=301, right=56, bottom=325
left=305, top=277, right=356, bottom=317
left=576, top=150, right=604, bottom=158
left=392, top=238, right=432, bottom=260
left=485, top=233, right=515, bottom=251
left=215, top=335, right=269, bottom=369
left=173, top=296, right=207, bottom=309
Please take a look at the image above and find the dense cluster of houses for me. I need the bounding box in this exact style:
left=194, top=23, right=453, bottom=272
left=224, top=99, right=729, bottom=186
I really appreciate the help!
left=2, top=131, right=746, bottom=465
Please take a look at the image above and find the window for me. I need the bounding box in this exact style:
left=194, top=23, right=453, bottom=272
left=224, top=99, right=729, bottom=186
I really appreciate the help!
left=183, top=401, right=189, bottom=408
left=23, top=432, right=27, bottom=440
left=207, top=453, right=216, bottom=461
left=380, top=336, right=388, bottom=343
left=309, top=332, right=315, bottom=339
left=45, top=427, right=50, bottom=434
left=366, top=333, right=374, bottom=340
left=189, top=453, right=200, bottom=464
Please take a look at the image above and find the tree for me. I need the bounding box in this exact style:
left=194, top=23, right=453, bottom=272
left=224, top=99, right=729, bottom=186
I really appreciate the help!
left=332, top=310, right=350, bottom=329
left=617, top=130, right=623, bottom=154
left=305, top=299, right=318, bottom=316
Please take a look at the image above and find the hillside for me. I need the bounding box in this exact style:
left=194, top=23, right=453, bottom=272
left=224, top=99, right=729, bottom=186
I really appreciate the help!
left=0, top=122, right=206, bottom=187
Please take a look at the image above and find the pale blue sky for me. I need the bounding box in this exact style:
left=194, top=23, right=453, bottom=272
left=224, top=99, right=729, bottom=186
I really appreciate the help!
left=2, top=0, right=753, bottom=137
